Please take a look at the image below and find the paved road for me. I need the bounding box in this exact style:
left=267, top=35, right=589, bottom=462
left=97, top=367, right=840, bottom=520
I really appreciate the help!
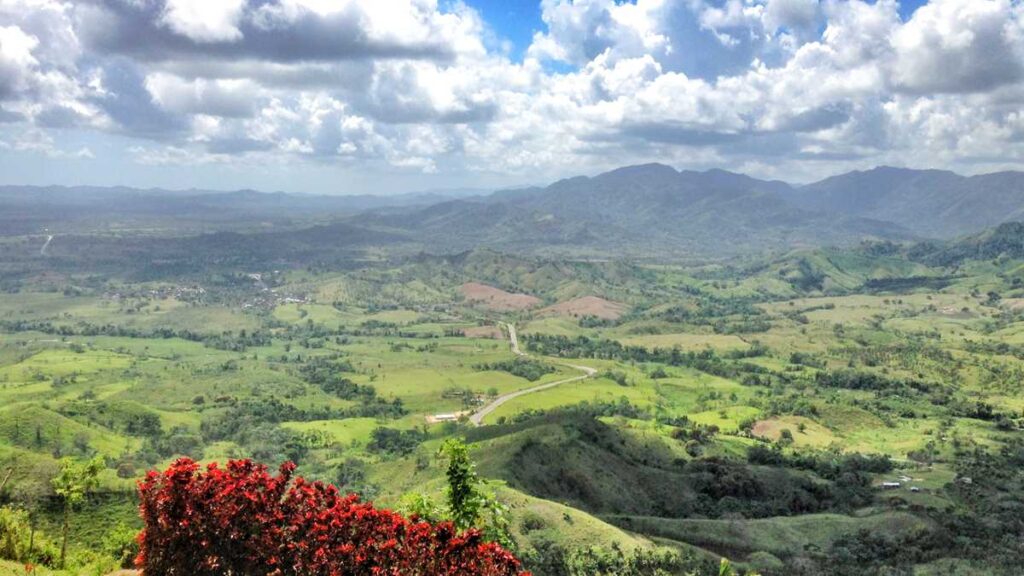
left=40, top=234, right=53, bottom=256
left=469, top=323, right=596, bottom=426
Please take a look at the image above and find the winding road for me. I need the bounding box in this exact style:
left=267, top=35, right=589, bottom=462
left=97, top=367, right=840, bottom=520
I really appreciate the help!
left=40, top=234, right=53, bottom=256
left=469, top=322, right=597, bottom=426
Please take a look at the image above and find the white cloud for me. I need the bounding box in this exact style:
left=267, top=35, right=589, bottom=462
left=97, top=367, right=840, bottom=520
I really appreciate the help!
left=2, top=0, right=1024, bottom=188
left=145, top=72, right=261, bottom=117
left=891, top=0, right=1024, bottom=94
left=763, top=0, right=819, bottom=34
left=0, top=25, right=38, bottom=98
left=160, top=0, right=247, bottom=43
left=1, top=128, right=93, bottom=158
left=528, top=0, right=670, bottom=65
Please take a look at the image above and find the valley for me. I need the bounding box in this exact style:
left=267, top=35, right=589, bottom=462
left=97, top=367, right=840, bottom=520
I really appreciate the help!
left=3, top=167, right=1024, bottom=575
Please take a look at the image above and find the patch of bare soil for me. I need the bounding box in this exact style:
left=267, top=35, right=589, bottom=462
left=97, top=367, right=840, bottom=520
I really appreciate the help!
left=538, top=296, right=628, bottom=320
left=459, top=282, right=541, bottom=311
left=751, top=419, right=778, bottom=440
left=462, top=325, right=504, bottom=339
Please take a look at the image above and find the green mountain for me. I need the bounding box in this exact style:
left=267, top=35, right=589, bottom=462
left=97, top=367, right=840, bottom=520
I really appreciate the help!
left=361, top=164, right=911, bottom=257
left=786, top=166, right=1024, bottom=238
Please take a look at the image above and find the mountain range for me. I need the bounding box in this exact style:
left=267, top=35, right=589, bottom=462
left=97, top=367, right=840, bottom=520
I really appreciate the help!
left=6, top=164, right=1024, bottom=258
left=782, top=166, right=1024, bottom=238
left=359, top=164, right=911, bottom=257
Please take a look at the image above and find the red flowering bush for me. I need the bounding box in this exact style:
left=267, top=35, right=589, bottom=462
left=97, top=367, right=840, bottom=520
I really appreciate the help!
left=137, top=458, right=529, bottom=575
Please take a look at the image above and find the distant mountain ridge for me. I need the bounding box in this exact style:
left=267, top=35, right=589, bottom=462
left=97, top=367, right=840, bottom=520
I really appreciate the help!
left=358, top=163, right=912, bottom=257
left=783, top=166, right=1024, bottom=238
left=7, top=164, right=1024, bottom=258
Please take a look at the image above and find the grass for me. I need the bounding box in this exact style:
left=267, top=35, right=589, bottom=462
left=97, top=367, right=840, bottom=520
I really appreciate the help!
left=485, top=373, right=656, bottom=422
left=614, top=333, right=750, bottom=352
left=606, top=511, right=932, bottom=562
left=4, top=248, right=1024, bottom=574
left=281, top=418, right=382, bottom=449
left=750, top=415, right=836, bottom=448
left=689, top=406, right=762, bottom=433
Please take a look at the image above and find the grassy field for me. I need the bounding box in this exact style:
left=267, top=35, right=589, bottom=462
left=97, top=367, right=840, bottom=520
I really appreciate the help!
left=607, top=511, right=932, bottom=563
left=4, top=243, right=1024, bottom=575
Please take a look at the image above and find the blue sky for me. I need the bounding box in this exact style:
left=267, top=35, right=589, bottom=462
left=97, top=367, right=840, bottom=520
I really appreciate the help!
left=476, top=0, right=932, bottom=60
left=0, top=0, right=1022, bottom=194
left=472, top=0, right=545, bottom=59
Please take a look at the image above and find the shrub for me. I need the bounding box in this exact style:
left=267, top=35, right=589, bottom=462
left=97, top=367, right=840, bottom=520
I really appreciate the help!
left=0, top=506, right=58, bottom=566
left=102, top=522, right=140, bottom=569
left=474, top=359, right=555, bottom=382
left=137, top=458, right=528, bottom=576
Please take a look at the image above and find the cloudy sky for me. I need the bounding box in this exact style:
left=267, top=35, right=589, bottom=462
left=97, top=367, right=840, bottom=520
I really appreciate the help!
left=0, top=0, right=1022, bottom=194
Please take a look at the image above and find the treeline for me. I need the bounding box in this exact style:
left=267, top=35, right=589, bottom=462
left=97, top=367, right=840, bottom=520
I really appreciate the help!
left=523, top=333, right=770, bottom=381
left=656, top=298, right=771, bottom=333
left=747, top=445, right=892, bottom=480
left=201, top=397, right=404, bottom=443
left=0, top=319, right=270, bottom=351
left=815, top=369, right=1016, bottom=425
left=474, top=358, right=555, bottom=381
left=814, top=369, right=937, bottom=393
left=196, top=395, right=406, bottom=466
left=295, top=355, right=407, bottom=421
left=298, top=356, right=375, bottom=402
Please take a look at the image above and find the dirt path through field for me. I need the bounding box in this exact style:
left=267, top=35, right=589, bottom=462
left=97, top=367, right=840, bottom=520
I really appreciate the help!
left=469, top=323, right=596, bottom=426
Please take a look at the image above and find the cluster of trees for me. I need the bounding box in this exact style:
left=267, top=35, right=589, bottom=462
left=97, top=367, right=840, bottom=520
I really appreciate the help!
left=523, top=333, right=770, bottom=382
left=366, top=427, right=426, bottom=457
left=657, top=299, right=772, bottom=333
left=298, top=355, right=380, bottom=403
left=814, top=369, right=937, bottom=394
left=747, top=446, right=892, bottom=509
left=475, top=358, right=556, bottom=382
left=0, top=319, right=271, bottom=352
left=58, top=400, right=162, bottom=438
left=0, top=456, right=134, bottom=572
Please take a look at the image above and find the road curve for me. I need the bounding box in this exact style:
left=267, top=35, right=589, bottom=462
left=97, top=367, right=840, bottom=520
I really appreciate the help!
left=40, top=234, right=53, bottom=256
left=469, top=322, right=596, bottom=426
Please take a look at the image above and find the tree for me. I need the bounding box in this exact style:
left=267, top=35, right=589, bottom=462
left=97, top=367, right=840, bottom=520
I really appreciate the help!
left=778, top=428, right=794, bottom=447
left=440, top=439, right=482, bottom=532
left=439, top=439, right=513, bottom=549
left=51, top=456, right=103, bottom=567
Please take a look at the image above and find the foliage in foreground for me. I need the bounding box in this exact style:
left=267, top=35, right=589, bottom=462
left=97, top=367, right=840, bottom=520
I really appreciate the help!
left=137, top=457, right=529, bottom=575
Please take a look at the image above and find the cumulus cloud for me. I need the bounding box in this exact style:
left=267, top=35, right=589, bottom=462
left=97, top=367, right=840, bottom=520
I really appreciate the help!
left=891, top=0, right=1024, bottom=94
left=0, top=128, right=93, bottom=158
left=76, top=0, right=476, bottom=64
left=145, top=72, right=261, bottom=117
left=527, top=0, right=670, bottom=65
left=0, top=24, right=38, bottom=99
left=160, top=0, right=247, bottom=43
left=763, top=0, right=820, bottom=35
left=1, top=0, right=1024, bottom=187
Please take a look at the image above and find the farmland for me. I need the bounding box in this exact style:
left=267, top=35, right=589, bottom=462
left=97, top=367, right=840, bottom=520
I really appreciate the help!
left=2, top=232, right=1024, bottom=575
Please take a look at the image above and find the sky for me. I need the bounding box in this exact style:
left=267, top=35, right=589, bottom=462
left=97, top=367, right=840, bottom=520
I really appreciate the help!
left=0, top=0, right=1022, bottom=195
